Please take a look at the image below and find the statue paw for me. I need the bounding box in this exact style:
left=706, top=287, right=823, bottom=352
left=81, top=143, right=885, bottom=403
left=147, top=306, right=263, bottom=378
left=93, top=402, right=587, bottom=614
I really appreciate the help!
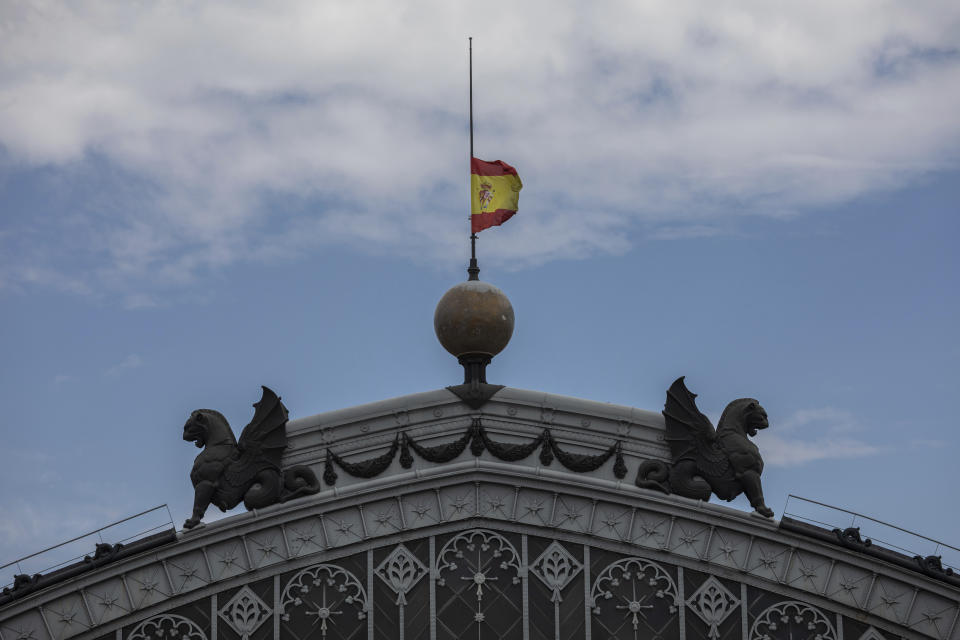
left=755, top=506, right=774, bottom=518
left=183, top=518, right=202, bottom=529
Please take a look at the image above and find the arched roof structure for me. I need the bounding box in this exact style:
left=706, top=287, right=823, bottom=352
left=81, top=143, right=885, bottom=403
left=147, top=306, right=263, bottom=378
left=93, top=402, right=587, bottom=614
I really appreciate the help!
left=1, top=386, right=957, bottom=640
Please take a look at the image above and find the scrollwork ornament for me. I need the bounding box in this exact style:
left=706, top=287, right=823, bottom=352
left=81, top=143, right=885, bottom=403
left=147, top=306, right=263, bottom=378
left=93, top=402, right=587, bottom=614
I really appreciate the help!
left=128, top=615, right=207, bottom=640
left=437, top=529, right=523, bottom=628
left=280, top=564, right=368, bottom=638
left=530, top=541, right=582, bottom=602
left=531, top=540, right=583, bottom=638
left=914, top=554, right=955, bottom=578
left=591, top=558, right=680, bottom=634
left=749, top=600, right=836, bottom=640
left=833, top=527, right=872, bottom=551
left=218, top=586, right=271, bottom=640
left=375, top=544, right=427, bottom=639
left=685, top=576, right=740, bottom=639
left=376, top=544, right=427, bottom=605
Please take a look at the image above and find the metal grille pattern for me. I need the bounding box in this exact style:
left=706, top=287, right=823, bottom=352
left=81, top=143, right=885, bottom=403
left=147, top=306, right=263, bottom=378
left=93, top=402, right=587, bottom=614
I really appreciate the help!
left=115, top=532, right=922, bottom=640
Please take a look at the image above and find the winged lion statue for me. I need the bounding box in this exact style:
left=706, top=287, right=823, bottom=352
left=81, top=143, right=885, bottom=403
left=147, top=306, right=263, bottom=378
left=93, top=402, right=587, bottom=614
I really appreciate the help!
left=182, top=386, right=320, bottom=529
left=636, top=377, right=774, bottom=517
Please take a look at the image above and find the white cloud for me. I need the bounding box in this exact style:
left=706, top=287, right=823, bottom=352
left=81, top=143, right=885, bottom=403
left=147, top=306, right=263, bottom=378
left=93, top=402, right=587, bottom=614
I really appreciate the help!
left=105, top=353, right=143, bottom=375
left=0, top=1, right=958, bottom=296
left=754, top=407, right=882, bottom=466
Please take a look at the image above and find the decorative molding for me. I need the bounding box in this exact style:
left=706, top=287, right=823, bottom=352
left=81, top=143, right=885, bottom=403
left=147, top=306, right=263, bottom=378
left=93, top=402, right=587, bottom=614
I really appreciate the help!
left=857, top=627, right=887, bottom=640
left=322, top=419, right=626, bottom=487
left=531, top=541, right=582, bottom=640
left=375, top=545, right=427, bottom=605
left=590, top=557, right=680, bottom=635
left=2, top=477, right=957, bottom=640
left=436, top=529, right=523, bottom=628
left=217, top=586, right=270, bottom=640
left=279, top=564, right=367, bottom=638
left=749, top=600, right=836, bottom=640
left=127, top=615, right=207, bottom=640
left=530, top=541, right=582, bottom=602
left=686, top=576, right=740, bottom=640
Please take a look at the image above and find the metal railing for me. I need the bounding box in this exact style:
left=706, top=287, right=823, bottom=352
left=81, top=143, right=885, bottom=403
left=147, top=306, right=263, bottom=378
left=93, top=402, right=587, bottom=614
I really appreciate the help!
left=782, top=495, right=959, bottom=573
left=1, top=504, right=175, bottom=591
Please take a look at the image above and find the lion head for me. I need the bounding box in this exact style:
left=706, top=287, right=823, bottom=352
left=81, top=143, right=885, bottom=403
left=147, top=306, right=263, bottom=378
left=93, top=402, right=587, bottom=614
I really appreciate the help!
left=717, top=398, right=768, bottom=437
left=183, top=409, right=230, bottom=448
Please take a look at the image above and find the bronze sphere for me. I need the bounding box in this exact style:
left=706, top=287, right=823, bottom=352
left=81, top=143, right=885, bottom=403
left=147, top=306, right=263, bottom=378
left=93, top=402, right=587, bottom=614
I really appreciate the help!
left=434, top=280, right=514, bottom=358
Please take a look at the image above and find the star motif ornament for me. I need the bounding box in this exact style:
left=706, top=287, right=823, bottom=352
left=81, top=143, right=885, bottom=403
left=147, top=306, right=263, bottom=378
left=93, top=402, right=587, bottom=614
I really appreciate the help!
left=839, top=577, right=859, bottom=593
left=333, top=520, right=354, bottom=536
left=410, top=502, right=431, bottom=519
left=449, top=495, right=472, bottom=514
left=524, top=500, right=545, bottom=516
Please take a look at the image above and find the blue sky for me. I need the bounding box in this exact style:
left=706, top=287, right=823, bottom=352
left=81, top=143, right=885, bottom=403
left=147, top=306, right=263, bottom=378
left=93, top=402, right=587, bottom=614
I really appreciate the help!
left=1, top=2, right=958, bottom=571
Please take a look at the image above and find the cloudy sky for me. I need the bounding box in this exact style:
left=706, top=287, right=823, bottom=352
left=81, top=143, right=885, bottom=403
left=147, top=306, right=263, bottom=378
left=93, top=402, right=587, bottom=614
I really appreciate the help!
left=1, top=1, right=958, bottom=576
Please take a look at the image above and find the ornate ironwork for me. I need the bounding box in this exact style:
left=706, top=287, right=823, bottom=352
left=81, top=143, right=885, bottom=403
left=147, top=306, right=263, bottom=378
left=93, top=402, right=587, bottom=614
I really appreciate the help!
left=749, top=600, right=836, bottom=640
left=83, top=543, right=123, bottom=563
left=128, top=615, right=207, bottom=640
left=833, top=527, right=872, bottom=551
left=374, top=544, right=428, bottom=640
left=531, top=541, right=582, bottom=602
left=218, top=585, right=271, bottom=640
left=591, top=557, right=680, bottom=637
left=686, top=575, right=740, bottom=639
left=437, top=529, right=523, bottom=631
left=375, top=544, right=427, bottom=605
left=531, top=541, right=583, bottom=640
left=914, top=554, right=955, bottom=579
left=280, top=564, right=368, bottom=638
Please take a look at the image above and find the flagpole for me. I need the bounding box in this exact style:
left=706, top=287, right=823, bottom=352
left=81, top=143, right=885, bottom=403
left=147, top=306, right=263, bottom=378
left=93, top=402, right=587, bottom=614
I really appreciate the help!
left=467, top=36, right=480, bottom=281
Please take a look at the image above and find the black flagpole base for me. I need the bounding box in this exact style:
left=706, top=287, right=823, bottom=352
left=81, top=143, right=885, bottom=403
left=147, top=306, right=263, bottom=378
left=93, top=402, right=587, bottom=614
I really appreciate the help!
left=446, top=353, right=503, bottom=409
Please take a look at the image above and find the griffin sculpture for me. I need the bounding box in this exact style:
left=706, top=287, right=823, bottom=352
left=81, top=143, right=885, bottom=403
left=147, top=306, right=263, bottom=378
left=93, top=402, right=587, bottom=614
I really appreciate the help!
left=636, top=377, right=774, bottom=517
left=182, top=386, right=320, bottom=529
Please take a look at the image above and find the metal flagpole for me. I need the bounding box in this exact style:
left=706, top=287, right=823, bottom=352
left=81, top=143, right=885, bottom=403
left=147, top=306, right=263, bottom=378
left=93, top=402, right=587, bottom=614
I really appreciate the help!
left=467, top=36, right=480, bottom=281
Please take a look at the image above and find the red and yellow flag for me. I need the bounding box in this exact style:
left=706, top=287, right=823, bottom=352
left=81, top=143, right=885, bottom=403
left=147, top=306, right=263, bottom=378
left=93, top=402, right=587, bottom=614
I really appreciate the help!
left=471, top=158, right=522, bottom=233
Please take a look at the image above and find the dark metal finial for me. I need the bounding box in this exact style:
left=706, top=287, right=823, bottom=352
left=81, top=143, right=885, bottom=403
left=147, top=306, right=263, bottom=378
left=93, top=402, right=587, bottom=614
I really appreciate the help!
left=468, top=232, right=479, bottom=280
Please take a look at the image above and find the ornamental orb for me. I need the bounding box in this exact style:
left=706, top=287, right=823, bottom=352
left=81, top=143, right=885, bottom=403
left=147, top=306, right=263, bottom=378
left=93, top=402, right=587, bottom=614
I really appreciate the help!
left=434, top=280, right=514, bottom=358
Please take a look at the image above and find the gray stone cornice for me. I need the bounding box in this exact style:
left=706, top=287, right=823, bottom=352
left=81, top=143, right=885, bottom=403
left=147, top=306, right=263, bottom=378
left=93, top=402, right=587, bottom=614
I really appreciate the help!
left=3, top=387, right=956, bottom=640
left=2, top=459, right=957, bottom=640
left=283, top=386, right=668, bottom=466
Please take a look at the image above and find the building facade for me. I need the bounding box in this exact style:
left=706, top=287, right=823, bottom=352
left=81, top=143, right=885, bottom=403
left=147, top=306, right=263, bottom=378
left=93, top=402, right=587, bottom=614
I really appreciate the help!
left=1, top=385, right=957, bottom=640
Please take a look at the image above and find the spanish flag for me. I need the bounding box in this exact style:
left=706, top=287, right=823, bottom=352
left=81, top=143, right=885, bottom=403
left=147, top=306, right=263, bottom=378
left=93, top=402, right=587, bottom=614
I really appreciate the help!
left=471, top=158, right=522, bottom=233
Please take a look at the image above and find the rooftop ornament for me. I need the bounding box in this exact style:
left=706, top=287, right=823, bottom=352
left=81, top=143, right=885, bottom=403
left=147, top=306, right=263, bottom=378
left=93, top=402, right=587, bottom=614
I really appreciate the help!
left=636, top=376, right=775, bottom=518
left=182, top=386, right=320, bottom=529
left=434, top=266, right=514, bottom=409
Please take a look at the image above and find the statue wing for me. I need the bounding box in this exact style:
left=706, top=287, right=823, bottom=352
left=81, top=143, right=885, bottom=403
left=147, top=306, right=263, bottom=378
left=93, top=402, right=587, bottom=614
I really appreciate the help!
left=663, top=377, right=729, bottom=476
left=236, top=386, right=290, bottom=469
